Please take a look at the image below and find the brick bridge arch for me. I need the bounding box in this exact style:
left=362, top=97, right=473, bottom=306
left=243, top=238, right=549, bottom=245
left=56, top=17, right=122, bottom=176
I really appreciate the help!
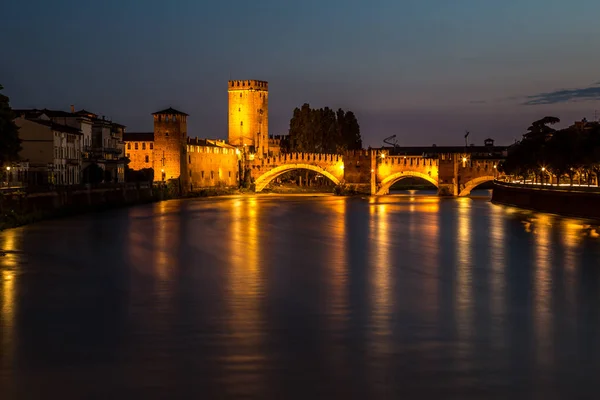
left=376, top=170, right=439, bottom=195
left=250, top=153, right=345, bottom=192
left=458, top=175, right=496, bottom=197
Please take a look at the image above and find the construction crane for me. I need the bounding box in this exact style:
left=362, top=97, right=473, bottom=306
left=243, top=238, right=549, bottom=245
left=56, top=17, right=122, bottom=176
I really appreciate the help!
left=383, top=135, right=398, bottom=148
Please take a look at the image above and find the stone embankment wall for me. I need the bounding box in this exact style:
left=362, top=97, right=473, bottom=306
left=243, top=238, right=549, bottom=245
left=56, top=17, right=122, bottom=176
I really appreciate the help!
left=492, top=182, right=600, bottom=220
left=0, top=183, right=168, bottom=229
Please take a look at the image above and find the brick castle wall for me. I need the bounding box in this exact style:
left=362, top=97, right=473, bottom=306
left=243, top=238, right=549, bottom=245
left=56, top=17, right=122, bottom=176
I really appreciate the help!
left=125, top=141, right=154, bottom=170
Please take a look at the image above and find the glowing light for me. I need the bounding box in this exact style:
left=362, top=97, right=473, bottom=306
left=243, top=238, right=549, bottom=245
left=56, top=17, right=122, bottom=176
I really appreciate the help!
left=339, top=164, right=344, bottom=170
left=5, top=166, right=10, bottom=171
left=371, top=169, right=375, bottom=173
left=493, top=164, right=497, bottom=169
left=235, top=149, right=240, bottom=155
left=380, top=153, right=386, bottom=159
left=462, top=157, right=467, bottom=163
left=541, top=167, right=545, bottom=171
left=248, top=153, right=255, bottom=161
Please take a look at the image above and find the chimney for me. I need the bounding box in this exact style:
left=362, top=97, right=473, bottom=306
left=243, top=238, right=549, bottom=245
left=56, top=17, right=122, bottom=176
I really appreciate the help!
left=70, top=105, right=75, bottom=113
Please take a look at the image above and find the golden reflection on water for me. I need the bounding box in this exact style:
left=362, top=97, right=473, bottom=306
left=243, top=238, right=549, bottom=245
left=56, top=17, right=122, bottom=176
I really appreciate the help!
left=456, top=198, right=473, bottom=358
left=532, top=214, right=553, bottom=367
left=489, top=204, right=506, bottom=346
left=420, top=197, right=439, bottom=321
left=369, top=202, right=392, bottom=359
left=324, top=199, right=348, bottom=328
left=0, top=229, right=17, bottom=385
left=562, top=220, right=582, bottom=325
left=225, top=197, right=265, bottom=396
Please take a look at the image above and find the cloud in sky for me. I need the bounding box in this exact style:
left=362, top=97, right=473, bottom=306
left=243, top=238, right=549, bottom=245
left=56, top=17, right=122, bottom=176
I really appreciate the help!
left=523, top=82, right=600, bottom=105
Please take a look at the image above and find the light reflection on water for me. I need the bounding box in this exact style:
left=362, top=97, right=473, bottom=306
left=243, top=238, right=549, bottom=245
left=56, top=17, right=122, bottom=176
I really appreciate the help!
left=1, top=193, right=600, bottom=398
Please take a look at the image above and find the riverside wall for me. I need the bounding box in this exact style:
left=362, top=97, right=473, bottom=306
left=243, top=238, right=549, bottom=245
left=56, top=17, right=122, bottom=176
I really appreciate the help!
left=492, top=181, right=600, bottom=220
left=0, top=183, right=169, bottom=229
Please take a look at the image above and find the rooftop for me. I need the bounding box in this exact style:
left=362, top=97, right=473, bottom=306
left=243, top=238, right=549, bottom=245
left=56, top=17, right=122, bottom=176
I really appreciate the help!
left=19, top=117, right=83, bottom=135
left=123, top=132, right=154, bottom=142
left=152, top=107, right=188, bottom=116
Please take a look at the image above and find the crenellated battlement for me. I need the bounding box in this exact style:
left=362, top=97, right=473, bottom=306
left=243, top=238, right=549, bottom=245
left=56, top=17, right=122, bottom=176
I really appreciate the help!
left=249, top=152, right=343, bottom=166
left=228, top=80, right=268, bottom=91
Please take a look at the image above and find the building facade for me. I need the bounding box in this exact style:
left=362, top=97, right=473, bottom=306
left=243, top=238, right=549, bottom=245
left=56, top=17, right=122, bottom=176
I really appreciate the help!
left=227, top=80, right=269, bottom=158
left=13, top=108, right=127, bottom=184
left=13, top=116, right=83, bottom=185
left=124, top=132, right=154, bottom=171
left=124, top=108, right=240, bottom=189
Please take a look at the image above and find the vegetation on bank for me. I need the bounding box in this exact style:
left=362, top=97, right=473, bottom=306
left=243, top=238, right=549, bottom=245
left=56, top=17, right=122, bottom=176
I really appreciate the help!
left=0, top=84, right=22, bottom=167
left=283, top=103, right=363, bottom=153
left=499, top=117, right=600, bottom=185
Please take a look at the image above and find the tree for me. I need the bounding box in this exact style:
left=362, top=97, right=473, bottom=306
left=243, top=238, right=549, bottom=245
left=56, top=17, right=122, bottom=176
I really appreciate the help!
left=0, top=85, right=22, bottom=166
left=287, top=103, right=363, bottom=153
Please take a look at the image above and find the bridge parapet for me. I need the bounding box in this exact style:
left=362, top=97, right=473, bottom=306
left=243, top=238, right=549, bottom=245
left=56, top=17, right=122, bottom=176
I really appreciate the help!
left=250, top=152, right=345, bottom=192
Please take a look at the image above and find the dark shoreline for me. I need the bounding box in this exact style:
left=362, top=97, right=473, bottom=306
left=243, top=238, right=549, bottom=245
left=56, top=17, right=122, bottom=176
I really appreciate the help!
left=492, top=181, right=600, bottom=222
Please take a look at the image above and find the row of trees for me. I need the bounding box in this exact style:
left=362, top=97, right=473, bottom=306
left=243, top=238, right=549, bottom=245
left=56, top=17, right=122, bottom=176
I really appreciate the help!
left=285, top=103, right=362, bottom=153
left=500, top=116, right=600, bottom=185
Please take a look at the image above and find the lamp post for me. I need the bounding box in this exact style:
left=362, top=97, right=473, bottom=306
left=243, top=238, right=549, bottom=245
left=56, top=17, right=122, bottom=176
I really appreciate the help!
left=5, top=166, right=11, bottom=187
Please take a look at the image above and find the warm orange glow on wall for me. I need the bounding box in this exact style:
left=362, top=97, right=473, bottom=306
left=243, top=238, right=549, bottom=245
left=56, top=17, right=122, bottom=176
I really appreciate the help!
left=228, top=80, right=269, bottom=157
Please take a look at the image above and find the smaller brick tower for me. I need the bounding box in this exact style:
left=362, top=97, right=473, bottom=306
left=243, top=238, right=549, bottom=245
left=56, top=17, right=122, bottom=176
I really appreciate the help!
left=152, top=107, right=188, bottom=184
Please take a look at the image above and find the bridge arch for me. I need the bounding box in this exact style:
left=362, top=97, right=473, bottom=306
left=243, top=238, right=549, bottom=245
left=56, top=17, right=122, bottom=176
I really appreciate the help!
left=376, top=171, right=438, bottom=195
left=254, top=164, right=343, bottom=192
left=459, top=175, right=496, bottom=197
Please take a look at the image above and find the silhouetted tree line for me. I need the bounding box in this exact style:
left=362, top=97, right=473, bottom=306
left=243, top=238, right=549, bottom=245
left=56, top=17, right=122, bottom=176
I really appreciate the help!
left=499, top=116, right=600, bottom=185
left=0, top=84, right=22, bottom=166
left=285, top=103, right=362, bottom=153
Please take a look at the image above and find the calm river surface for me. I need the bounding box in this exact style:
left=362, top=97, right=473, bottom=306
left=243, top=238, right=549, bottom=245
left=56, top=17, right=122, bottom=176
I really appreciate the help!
left=2, top=192, right=600, bottom=399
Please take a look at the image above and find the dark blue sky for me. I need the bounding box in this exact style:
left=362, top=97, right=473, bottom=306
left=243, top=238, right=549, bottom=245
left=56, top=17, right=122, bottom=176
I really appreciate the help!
left=3, top=0, right=600, bottom=147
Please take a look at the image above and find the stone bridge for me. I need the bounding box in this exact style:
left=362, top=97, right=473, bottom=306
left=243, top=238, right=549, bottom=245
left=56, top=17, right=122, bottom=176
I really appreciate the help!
left=249, top=152, right=345, bottom=192
left=248, top=146, right=506, bottom=196
left=372, top=152, right=501, bottom=196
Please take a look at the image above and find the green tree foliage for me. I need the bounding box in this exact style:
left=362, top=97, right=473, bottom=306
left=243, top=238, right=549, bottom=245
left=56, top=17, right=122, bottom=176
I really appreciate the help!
left=499, top=117, right=600, bottom=185
left=0, top=85, right=22, bottom=166
left=288, top=103, right=362, bottom=153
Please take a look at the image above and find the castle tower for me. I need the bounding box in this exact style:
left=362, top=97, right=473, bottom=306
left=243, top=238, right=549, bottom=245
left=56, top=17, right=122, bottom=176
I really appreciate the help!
left=152, top=107, right=188, bottom=183
left=228, top=80, right=269, bottom=158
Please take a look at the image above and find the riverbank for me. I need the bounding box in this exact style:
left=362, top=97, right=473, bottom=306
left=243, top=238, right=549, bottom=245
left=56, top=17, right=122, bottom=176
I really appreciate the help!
left=492, top=181, right=600, bottom=221
left=0, top=183, right=171, bottom=230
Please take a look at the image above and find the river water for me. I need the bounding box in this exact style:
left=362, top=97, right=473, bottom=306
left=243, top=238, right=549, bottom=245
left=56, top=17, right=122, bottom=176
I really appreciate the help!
left=2, top=192, right=600, bottom=399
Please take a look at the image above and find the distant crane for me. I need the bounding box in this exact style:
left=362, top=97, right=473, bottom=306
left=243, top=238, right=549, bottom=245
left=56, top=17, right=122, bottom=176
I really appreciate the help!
left=383, top=135, right=399, bottom=148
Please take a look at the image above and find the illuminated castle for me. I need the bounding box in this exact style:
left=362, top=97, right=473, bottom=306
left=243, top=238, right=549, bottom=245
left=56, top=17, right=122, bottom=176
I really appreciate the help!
left=227, top=80, right=269, bottom=158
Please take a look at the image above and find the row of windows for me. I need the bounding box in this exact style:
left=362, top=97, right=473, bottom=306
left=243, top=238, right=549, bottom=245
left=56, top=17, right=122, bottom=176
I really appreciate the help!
left=189, top=170, right=232, bottom=179
left=127, top=142, right=154, bottom=150
left=126, top=153, right=151, bottom=163
left=186, top=145, right=233, bottom=154
left=231, top=81, right=266, bottom=88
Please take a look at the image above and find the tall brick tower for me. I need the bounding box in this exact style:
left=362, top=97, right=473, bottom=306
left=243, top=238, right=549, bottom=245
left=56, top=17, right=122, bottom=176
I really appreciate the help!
left=228, top=80, right=269, bottom=158
left=152, top=107, right=188, bottom=183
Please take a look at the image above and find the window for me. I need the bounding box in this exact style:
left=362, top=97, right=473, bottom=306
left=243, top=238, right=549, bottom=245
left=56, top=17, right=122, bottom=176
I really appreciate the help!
left=188, top=155, right=191, bottom=163
left=240, top=93, right=242, bottom=98
left=173, top=116, right=177, bottom=122
left=127, top=143, right=131, bottom=149
left=135, top=143, right=138, bottom=150
left=127, top=153, right=130, bottom=158
left=165, top=132, right=169, bottom=137
left=210, top=171, right=214, bottom=179
left=150, top=143, right=153, bottom=150
left=201, top=171, right=204, bottom=178
left=142, top=143, right=146, bottom=150
left=145, top=155, right=149, bottom=163
left=240, top=121, right=243, bottom=126
left=228, top=171, right=231, bottom=177
left=165, top=116, right=169, bottom=122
